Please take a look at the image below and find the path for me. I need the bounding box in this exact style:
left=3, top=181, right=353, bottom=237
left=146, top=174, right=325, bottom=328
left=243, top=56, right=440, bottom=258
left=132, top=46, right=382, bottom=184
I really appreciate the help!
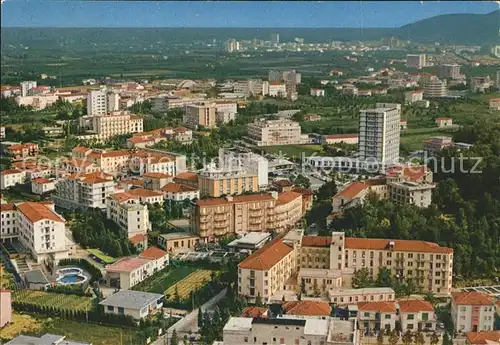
left=152, top=288, right=227, bottom=345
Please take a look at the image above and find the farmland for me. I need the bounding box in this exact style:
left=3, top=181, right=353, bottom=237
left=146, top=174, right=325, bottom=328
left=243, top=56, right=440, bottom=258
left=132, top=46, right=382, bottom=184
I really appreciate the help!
left=12, top=290, right=94, bottom=311
left=165, top=270, right=213, bottom=301
left=132, top=265, right=198, bottom=295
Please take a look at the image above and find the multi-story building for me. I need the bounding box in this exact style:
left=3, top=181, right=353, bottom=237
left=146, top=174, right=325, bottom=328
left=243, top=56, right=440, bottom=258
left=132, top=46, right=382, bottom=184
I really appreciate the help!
left=4, top=142, right=39, bottom=160
left=143, top=172, right=173, bottom=191
left=0, top=169, right=26, bottom=190
left=357, top=301, right=398, bottom=333
left=221, top=317, right=359, bottom=345
left=0, top=290, right=12, bottom=328
left=423, top=77, right=448, bottom=98
left=387, top=178, right=435, bottom=208
left=438, top=64, right=461, bottom=79
left=1, top=203, right=18, bottom=243
left=78, top=113, right=143, bottom=140
left=247, top=119, right=307, bottom=146
left=451, top=292, right=495, bottom=333
left=20, top=81, right=37, bottom=97
left=404, top=90, right=424, bottom=105
left=31, top=178, right=56, bottom=195
left=87, top=90, right=108, bottom=116
left=406, top=54, right=426, bottom=69
left=262, top=81, right=287, bottom=98
left=158, top=232, right=200, bottom=253
left=198, top=166, right=259, bottom=198
left=225, top=39, right=240, bottom=53
left=470, top=77, right=493, bottom=93
left=183, top=103, right=217, bottom=129
left=105, top=256, right=155, bottom=290
left=106, top=192, right=151, bottom=238
left=329, top=287, right=395, bottom=305
left=191, top=192, right=304, bottom=241
left=310, top=88, right=325, bottom=97
left=238, top=239, right=297, bottom=300
left=358, top=103, right=401, bottom=165
left=0, top=126, right=5, bottom=140
left=16, top=202, right=68, bottom=263
left=218, top=148, right=269, bottom=187
left=322, top=134, right=359, bottom=145
left=424, top=136, right=454, bottom=155
left=398, top=300, right=436, bottom=332
left=151, top=95, right=206, bottom=112
left=53, top=171, right=117, bottom=210
left=161, top=182, right=200, bottom=201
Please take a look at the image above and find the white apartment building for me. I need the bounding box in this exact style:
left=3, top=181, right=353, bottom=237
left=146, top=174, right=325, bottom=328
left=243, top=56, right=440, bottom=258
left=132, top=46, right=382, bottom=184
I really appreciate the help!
left=0, top=169, right=26, bottom=190
left=183, top=103, right=217, bottom=129
left=424, top=78, right=447, bottom=98
left=387, top=179, right=435, bottom=208
left=87, top=90, right=108, bottom=116
left=106, top=192, right=151, bottom=238
left=247, top=119, right=307, bottom=146
left=1, top=203, right=18, bottom=243
left=404, top=90, right=424, bottom=105
left=358, top=103, right=401, bottom=165
left=438, top=64, right=461, bottom=79
left=310, top=88, right=325, bottom=97
left=219, top=148, right=269, bottom=187
left=0, top=126, right=5, bottom=140
left=262, top=81, right=287, bottom=97
left=78, top=113, right=144, bottom=140
left=329, top=287, right=395, bottom=305
left=20, top=81, right=37, bottom=97
left=398, top=300, right=436, bottom=332
left=221, top=317, right=359, bottom=345
left=357, top=301, right=398, bottom=333
left=16, top=202, right=68, bottom=263
left=54, top=172, right=117, bottom=210
left=31, top=178, right=56, bottom=195
left=233, top=79, right=264, bottom=96
left=107, top=92, right=120, bottom=112
left=161, top=182, right=200, bottom=201
left=407, top=54, right=426, bottom=69
left=451, top=292, right=495, bottom=334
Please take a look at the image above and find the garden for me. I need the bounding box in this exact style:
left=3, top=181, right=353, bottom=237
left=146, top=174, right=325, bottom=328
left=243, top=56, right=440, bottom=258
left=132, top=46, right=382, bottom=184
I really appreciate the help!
left=164, top=269, right=214, bottom=301
left=12, top=290, right=94, bottom=311
left=132, top=265, right=198, bottom=295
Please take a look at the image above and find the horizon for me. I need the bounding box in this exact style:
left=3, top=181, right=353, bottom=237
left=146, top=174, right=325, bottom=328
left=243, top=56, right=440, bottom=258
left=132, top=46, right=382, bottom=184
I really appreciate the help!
left=0, top=1, right=498, bottom=28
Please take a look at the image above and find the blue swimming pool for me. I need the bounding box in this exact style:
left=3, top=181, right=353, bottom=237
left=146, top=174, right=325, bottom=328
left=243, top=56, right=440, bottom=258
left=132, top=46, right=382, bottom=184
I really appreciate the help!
left=56, top=267, right=88, bottom=285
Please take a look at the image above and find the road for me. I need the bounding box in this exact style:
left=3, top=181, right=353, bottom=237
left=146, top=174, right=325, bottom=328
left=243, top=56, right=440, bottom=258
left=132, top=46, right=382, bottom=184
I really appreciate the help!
left=152, top=288, right=227, bottom=345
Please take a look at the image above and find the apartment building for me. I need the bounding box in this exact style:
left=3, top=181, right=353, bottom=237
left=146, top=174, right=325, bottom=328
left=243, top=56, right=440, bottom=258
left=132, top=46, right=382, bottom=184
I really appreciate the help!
left=247, top=119, right=307, bottom=146
left=0, top=169, right=26, bottom=190
left=387, top=178, right=435, bottom=208
left=191, top=192, right=304, bottom=241
left=238, top=239, right=297, bottom=300
left=404, top=90, right=424, bottom=104
left=53, top=171, right=117, bottom=210
left=322, top=134, right=359, bottom=145
left=451, top=292, right=495, bottom=333
left=233, top=79, right=264, bottom=96
left=127, top=188, right=164, bottom=205
left=16, top=202, right=68, bottom=263
left=143, top=172, right=173, bottom=190
left=470, top=77, right=492, bottom=93
left=161, top=182, right=199, bottom=201
left=218, top=148, right=269, bottom=187
left=78, top=113, right=143, bottom=140
left=105, top=256, right=155, bottom=290
left=423, top=78, right=447, bottom=98
left=407, top=54, right=426, bottom=69
left=87, top=90, right=108, bottom=115
left=262, top=81, right=287, bottom=98
left=221, top=317, right=359, bottom=345
left=1, top=203, right=18, bottom=243
left=106, top=192, right=151, bottom=238
left=31, top=178, right=56, bottom=195
left=151, top=96, right=206, bottom=112
left=398, top=300, right=436, bottom=332
left=20, top=80, right=37, bottom=97
left=329, top=287, right=395, bottom=305
left=358, top=103, right=401, bottom=165
left=357, top=301, right=398, bottom=333
left=183, top=103, right=217, bottom=129
left=198, top=166, right=259, bottom=198
left=4, top=142, right=39, bottom=160
left=438, top=64, right=461, bottom=79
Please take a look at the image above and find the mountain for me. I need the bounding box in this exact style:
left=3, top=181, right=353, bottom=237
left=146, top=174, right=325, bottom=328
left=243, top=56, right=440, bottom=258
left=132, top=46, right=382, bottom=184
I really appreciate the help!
left=397, top=10, right=499, bottom=45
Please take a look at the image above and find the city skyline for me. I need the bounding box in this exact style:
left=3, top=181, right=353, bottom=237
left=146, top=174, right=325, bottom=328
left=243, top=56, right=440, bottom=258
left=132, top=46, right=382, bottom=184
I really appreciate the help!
left=1, top=0, right=497, bottom=28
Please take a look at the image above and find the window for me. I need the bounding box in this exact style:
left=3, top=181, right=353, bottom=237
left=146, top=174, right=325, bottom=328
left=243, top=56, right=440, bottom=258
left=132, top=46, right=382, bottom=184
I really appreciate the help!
left=407, top=314, right=415, bottom=320
left=107, top=306, right=114, bottom=311
left=385, top=314, right=391, bottom=319
left=244, top=337, right=248, bottom=343
left=117, top=307, right=124, bottom=314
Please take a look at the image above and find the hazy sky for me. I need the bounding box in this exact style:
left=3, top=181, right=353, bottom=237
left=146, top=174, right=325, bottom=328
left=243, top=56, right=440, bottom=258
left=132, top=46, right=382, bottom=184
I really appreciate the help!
left=1, top=1, right=498, bottom=28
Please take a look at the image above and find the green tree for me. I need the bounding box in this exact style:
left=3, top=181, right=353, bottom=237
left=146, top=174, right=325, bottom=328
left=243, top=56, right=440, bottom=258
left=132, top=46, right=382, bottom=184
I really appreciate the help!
left=198, top=308, right=203, bottom=328
left=389, top=330, right=398, bottom=345
left=376, top=267, right=393, bottom=287
left=170, top=328, right=178, bottom=345
left=352, top=268, right=374, bottom=288
left=377, top=330, right=384, bottom=345
left=402, top=330, right=413, bottom=345
left=415, top=332, right=425, bottom=345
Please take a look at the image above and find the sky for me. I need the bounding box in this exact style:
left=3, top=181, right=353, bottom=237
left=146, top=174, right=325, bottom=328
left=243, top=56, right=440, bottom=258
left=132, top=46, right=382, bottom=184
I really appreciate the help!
left=1, top=1, right=498, bottom=28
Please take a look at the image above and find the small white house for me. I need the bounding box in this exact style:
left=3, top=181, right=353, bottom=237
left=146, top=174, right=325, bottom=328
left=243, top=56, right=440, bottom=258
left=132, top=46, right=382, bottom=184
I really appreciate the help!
left=310, top=88, right=325, bottom=97
left=99, top=290, right=164, bottom=320
left=31, top=178, right=56, bottom=195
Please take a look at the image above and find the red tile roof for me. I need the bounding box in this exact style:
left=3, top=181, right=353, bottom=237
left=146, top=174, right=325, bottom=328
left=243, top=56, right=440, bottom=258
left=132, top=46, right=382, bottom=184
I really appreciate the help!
left=436, top=117, right=452, bottom=121
left=17, top=202, right=64, bottom=223
left=334, top=181, right=368, bottom=200
left=174, top=171, right=198, bottom=182
left=143, top=172, right=172, bottom=179
left=386, top=165, right=428, bottom=182
left=73, top=146, right=91, bottom=153
left=273, top=179, right=294, bottom=187
left=345, top=237, right=453, bottom=254
left=128, top=188, right=164, bottom=198
left=196, top=193, right=274, bottom=207
left=162, top=182, right=198, bottom=193
left=139, top=246, right=168, bottom=260
left=276, top=191, right=302, bottom=205
left=239, top=239, right=293, bottom=270
left=325, top=134, right=359, bottom=140
left=129, top=233, right=148, bottom=245
left=106, top=257, right=151, bottom=273
left=452, top=292, right=493, bottom=306
left=302, top=236, right=332, bottom=248
left=0, top=169, right=23, bottom=176
left=0, top=203, right=16, bottom=212
left=282, top=300, right=331, bottom=316
left=241, top=306, right=267, bottom=318
left=358, top=301, right=397, bottom=313
left=398, top=300, right=434, bottom=313
left=32, top=178, right=52, bottom=184
left=466, top=331, right=500, bottom=345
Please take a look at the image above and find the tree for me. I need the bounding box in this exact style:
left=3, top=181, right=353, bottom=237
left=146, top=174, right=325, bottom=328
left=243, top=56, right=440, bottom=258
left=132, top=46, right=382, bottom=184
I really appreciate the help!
left=430, top=332, right=440, bottom=345
left=377, top=330, right=384, bottom=345
left=415, top=332, right=425, bottom=345
left=316, top=180, right=338, bottom=201
left=352, top=268, right=374, bottom=289
left=198, top=308, right=203, bottom=328
left=255, top=292, right=263, bottom=307
left=376, top=267, right=393, bottom=287
left=170, top=328, right=178, bottom=345
left=293, top=174, right=311, bottom=189
left=389, top=330, right=398, bottom=345
left=402, top=330, right=413, bottom=345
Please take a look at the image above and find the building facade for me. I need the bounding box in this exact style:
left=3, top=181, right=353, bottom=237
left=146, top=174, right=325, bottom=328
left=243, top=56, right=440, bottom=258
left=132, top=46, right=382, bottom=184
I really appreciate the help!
left=183, top=103, right=217, bottom=129
left=247, top=119, right=307, bottom=146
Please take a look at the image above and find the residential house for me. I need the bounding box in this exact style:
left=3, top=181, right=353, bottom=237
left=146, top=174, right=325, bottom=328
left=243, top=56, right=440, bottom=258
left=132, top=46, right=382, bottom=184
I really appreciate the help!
left=99, top=290, right=164, bottom=320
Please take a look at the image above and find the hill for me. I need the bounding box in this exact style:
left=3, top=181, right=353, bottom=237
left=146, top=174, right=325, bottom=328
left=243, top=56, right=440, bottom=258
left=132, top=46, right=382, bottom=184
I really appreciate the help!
left=397, top=10, right=500, bottom=45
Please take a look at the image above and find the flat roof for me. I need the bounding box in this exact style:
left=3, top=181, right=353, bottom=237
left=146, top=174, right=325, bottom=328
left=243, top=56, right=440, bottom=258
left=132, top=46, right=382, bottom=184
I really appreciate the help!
left=304, top=319, right=329, bottom=336
left=160, top=232, right=198, bottom=241
left=24, top=269, right=49, bottom=284
left=99, top=290, right=163, bottom=310
left=223, top=317, right=253, bottom=332
left=329, top=287, right=395, bottom=296
left=228, top=232, right=271, bottom=246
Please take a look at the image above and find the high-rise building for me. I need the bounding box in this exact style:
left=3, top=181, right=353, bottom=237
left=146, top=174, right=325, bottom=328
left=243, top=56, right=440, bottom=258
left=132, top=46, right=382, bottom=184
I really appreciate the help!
left=406, top=54, right=426, bottom=69
left=358, top=103, right=401, bottom=165
left=225, top=39, right=240, bottom=53
left=107, top=92, right=120, bottom=112
left=271, top=33, right=280, bottom=44
left=438, top=64, right=461, bottom=79
left=423, top=77, right=448, bottom=98
left=183, top=103, right=217, bottom=129
left=20, top=81, right=37, bottom=97
left=268, top=70, right=280, bottom=82
left=87, top=90, right=108, bottom=116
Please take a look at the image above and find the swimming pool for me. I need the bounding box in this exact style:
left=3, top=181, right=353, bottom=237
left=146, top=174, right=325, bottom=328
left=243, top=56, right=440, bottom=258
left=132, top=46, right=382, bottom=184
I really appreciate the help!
left=56, top=267, right=88, bottom=285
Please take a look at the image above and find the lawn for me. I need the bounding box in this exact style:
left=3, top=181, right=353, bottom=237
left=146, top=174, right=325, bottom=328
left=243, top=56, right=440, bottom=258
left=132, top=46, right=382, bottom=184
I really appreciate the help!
left=132, top=266, right=198, bottom=295
left=12, top=290, right=94, bottom=311
left=0, top=313, right=136, bottom=345
left=164, top=270, right=214, bottom=301
left=400, top=127, right=457, bottom=152
left=87, top=249, right=116, bottom=265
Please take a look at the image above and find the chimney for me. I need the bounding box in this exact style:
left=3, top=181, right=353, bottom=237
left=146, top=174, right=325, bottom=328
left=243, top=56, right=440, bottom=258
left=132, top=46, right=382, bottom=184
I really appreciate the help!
left=270, top=191, right=278, bottom=200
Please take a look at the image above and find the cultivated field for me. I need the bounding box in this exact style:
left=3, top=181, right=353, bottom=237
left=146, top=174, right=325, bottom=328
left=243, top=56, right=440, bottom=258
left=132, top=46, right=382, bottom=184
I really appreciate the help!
left=165, top=269, right=213, bottom=301
left=12, top=290, right=93, bottom=311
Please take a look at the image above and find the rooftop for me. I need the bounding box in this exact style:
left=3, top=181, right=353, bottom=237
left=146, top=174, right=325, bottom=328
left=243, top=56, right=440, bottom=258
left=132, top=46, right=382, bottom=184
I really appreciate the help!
left=345, top=237, right=453, bottom=254
left=334, top=181, right=368, bottom=200
left=452, top=292, right=493, bottom=306
left=398, top=299, right=434, bottom=313
left=129, top=233, right=148, bottom=245
left=196, top=193, right=274, bottom=207
left=239, top=239, right=293, bottom=271
left=358, top=301, right=397, bottom=313
left=302, top=236, right=331, bottom=248
left=241, top=306, right=267, bottom=318
left=304, top=319, right=329, bottom=336
left=139, top=246, right=168, bottom=260
left=24, top=269, right=49, bottom=284
left=228, top=232, right=271, bottom=246
left=105, top=256, right=151, bottom=273
left=99, top=290, right=163, bottom=310
left=466, top=331, right=500, bottom=345
left=5, top=334, right=91, bottom=345
left=128, top=188, right=164, bottom=198
left=162, top=182, right=198, bottom=193
left=17, top=202, right=64, bottom=223
left=160, top=232, right=198, bottom=241
left=282, top=300, right=331, bottom=316
left=223, top=317, right=253, bottom=332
